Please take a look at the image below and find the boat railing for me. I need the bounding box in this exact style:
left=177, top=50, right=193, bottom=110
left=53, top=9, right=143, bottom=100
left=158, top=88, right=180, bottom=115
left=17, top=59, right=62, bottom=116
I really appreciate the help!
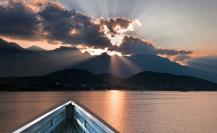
left=13, top=101, right=118, bottom=133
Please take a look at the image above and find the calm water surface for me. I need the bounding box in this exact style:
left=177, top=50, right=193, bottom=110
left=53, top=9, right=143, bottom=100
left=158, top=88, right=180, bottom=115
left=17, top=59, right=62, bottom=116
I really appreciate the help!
left=0, top=91, right=217, bottom=133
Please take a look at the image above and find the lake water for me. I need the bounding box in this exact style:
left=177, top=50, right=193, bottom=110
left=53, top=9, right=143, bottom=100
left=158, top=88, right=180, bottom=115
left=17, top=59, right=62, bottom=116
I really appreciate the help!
left=0, top=91, right=217, bottom=133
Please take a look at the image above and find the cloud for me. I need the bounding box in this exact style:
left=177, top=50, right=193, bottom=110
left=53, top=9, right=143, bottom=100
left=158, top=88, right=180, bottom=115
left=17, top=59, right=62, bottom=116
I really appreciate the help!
left=39, top=2, right=112, bottom=48
left=108, top=36, right=193, bottom=63
left=157, top=49, right=193, bottom=56
left=109, top=36, right=156, bottom=55
left=0, top=0, right=40, bottom=39
left=157, top=48, right=193, bottom=63
left=188, top=56, right=217, bottom=73
left=0, top=0, right=194, bottom=64
left=0, top=1, right=111, bottom=48
left=25, top=0, right=49, bottom=12
left=98, top=17, right=134, bottom=34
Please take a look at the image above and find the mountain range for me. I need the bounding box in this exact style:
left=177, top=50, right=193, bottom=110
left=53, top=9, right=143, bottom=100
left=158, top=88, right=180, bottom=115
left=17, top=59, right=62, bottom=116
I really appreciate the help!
left=0, top=38, right=217, bottom=83
left=0, top=68, right=216, bottom=91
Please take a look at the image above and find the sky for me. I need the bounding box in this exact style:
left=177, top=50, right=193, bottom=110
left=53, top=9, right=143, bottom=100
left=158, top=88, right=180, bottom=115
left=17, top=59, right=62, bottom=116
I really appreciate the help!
left=60, top=0, right=217, bottom=55
left=0, top=0, right=217, bottom=68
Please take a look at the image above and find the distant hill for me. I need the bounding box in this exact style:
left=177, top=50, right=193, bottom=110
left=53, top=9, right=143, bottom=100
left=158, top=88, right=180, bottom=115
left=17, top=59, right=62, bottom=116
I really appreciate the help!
left=128, top=54, right=185, bottom=75
left=0, top=38, right=36, bottom=54
left=0, top=38, right=23, bottom=53
left=27, top=45, right=47, bottom=52
left=75, top=53, right=112, bottom=74
left=75, top=53, right=142, bottom=76
left=0, top=69, right=217, bottom=91
left=97, top=73, right=121, bottom=85
left=50, top=46, right=81, bottom=53
left=45, top=68, right=103, bottom=84
left=0, top=69, right=104, bottom=90
left=0, top=38, right=46, bottom=77
left=121, top=71, right=217, bottom=91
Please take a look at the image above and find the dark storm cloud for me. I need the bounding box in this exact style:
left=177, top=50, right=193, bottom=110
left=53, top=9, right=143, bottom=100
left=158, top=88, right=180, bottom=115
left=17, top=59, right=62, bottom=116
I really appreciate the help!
left=99, top=17, right=133, bottom=33
left=188, top=56, right=217, bottom=73
left=39, top=2, right=111, bottom=48
left=109, top=36, right=156, bottom=55
left=157, top=49, right=193, bottom=62
left=157, top=49, right=193, bottom=56
left=0, top=1, right=40, bottom=39
left=173, top=54, right=192, bottom=62
left=109, top=36, right=193, bottom=62
left=0, top=1, right=111, bottom=48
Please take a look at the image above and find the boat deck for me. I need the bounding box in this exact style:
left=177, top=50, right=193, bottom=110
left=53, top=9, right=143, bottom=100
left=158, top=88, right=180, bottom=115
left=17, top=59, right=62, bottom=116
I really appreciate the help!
left=63, top=124, right=80, bottom=133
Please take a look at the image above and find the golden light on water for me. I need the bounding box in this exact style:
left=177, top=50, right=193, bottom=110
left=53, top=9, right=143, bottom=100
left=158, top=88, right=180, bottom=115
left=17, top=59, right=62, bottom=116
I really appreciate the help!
left=105, top=90, right=125, bottom=132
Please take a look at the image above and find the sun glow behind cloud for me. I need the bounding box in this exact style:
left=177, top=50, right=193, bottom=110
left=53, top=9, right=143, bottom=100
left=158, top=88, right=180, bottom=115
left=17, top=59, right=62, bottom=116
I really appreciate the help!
left=110, top=19, right=142, bottom=47
left=80, top=46, right=123, bottom=56
left=96, top=18, right=142, bottom=47
left=59, top=0, right=217, bottom=57
left=76, top=17, right=142, bottom=56
left=1, top=0, right=213, bottom=67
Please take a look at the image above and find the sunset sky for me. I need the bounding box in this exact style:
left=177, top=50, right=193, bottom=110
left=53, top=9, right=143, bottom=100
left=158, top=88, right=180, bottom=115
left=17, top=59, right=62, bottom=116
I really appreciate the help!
left=0, top=0, right=217, bottom=67
left=60, top=0, right=217, bottom=55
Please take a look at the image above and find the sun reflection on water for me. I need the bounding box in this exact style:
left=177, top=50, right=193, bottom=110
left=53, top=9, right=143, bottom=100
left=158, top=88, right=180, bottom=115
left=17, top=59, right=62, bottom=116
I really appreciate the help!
left=104, top=90, right=126, bottom=132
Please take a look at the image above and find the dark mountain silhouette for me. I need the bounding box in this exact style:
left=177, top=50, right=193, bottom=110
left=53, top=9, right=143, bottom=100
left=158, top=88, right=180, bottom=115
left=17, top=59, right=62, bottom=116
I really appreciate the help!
left=75, top=52, right=111, bottom=74
left=121, top=71, right=217, bottom=91
left=0, top=38, right=23, bottom=53
left=45, top=68, right=102, bottom=84
left=0, top=38, right=217, bottom=83
left=27, top=45, right=47, bottom=52
left=49, top=46, right=82, bottom=54
left=0, top=39, right=91, bottom=77
left=0, top=38, right=38, bottom=55
left=0, top=38, right=45, bottom=77
left=97, top=73, right=121, bottom=85
left=45, top=46, right=90, bottom=63
left=75, top=53, right=141, bottom=77
left=0, top=69, right=216, bottom=91
left=128, top=54, right=217, bottom=83
left=128, top=54, right=185, bottom=74
left=41, top=46, right=91, bottom=74
left=83, top=51, right=91, bottom=57
left=0, top=69, right=104, bottom=90
left=75, top=53, right=217, bottom=82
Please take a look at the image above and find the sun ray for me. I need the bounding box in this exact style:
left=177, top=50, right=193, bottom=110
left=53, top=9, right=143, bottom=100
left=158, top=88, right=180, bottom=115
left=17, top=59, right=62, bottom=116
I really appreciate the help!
left=119, top=56, right=141, bottom=73
left=110, top=55, right=141, bottom=76
left=60, top=0, right=151, bottom=19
